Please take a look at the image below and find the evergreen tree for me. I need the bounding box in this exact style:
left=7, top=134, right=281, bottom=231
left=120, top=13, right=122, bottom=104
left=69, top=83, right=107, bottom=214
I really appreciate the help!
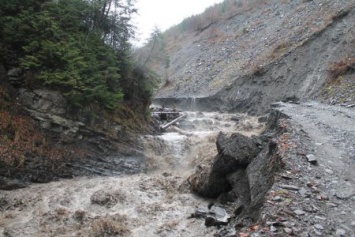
left=0, top=0, right=153, bottom=111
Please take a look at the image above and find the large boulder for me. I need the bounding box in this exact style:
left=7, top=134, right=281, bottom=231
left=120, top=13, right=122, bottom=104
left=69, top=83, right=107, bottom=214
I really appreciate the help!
left=189, top=164, right=231, bottom=198
left=190, top=132, right=262, bottom=198
left=213, top=132, right=261, bottom=174
left=225, top=168, right=250, bottom=205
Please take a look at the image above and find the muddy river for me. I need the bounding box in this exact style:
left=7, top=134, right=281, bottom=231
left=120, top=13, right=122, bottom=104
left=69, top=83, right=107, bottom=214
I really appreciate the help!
left=0, top=111, right=264, bottom=237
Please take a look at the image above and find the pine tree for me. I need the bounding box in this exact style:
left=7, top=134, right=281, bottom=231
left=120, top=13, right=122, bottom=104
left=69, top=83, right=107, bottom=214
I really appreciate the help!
left=0, top=0, right=147, bottom=110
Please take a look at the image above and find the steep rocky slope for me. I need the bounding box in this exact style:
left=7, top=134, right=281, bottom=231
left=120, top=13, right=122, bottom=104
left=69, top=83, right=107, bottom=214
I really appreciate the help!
left=153, top=0, right=355, bottom=114
left=0, top=66, right=147, bottom=185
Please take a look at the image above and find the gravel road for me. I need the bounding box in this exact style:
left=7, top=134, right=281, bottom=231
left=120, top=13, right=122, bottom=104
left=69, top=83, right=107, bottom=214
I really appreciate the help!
left=262, top=102, right=355, bottom=236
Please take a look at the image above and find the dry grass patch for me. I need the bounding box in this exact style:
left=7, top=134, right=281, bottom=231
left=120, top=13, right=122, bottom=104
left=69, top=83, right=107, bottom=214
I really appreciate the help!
left=328, top=57, right=355, bottom=81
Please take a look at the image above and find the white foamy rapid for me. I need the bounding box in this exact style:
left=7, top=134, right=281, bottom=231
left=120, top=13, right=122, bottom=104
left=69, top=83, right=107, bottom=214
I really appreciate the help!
left=0, top=111, right=264, bottom=237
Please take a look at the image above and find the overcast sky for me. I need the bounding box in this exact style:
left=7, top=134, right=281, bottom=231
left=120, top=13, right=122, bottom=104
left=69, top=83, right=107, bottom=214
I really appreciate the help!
left=132, top=0, right=224, bottom=46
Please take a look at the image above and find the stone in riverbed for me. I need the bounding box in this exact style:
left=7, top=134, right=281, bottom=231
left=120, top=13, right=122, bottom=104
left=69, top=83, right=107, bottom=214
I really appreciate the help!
left=192, top=207, right=209, bottom=218
left=204, top=206, right=230, bottom=227
left=0, top=177, right=28, bottom=190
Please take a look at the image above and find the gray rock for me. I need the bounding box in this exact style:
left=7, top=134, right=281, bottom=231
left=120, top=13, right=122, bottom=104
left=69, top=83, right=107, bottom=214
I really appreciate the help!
left=270, top=226, right=277, bottom=232
left=271, top=102, right=285, bottom=108
left=30, top=171, right=54, bottom=183
left=90, top=189, right=124, bottom=208
left=204, top=206, right=230, bottom=227
left=272, top=196, right=282, bottom=202
left=247, top=141, right=282, bottom=216
left=339, top=224, right=351, bottom=232
left=294, top=209, right=306, bottom=215
left=0, top=177, right=28, bottom=190
left=306, top=154, right=317, bottom=164
left=299, top=187, right=308, bottom=197
left=284, top=228, right=293, bottom=234
left=327, top=202, right=338, bottom=207
left=214, top=132, right=261, bottom=173
left=266, top=221, right=273, bottom=226
left=314, top=224, right=324, bottom=230
left=335, top=189, right=355, bottom=199
left=335, top=229, right=346, bottom=236
left=7, top=68, right=25, bottom=85
left=226, top=169, right=250, bottom=204
left=325, top=169, right=334, bottom=175
left=19, top=89, right=66, bottom=115
left=258, top=115, right=268, bottom=123
left=280, top=184, right=301, bottom=190
left=315, top=216, right=326, bottom=221
left=193, top=207, right=209, bottom=218
left=190, top=132, right=261, bottom=198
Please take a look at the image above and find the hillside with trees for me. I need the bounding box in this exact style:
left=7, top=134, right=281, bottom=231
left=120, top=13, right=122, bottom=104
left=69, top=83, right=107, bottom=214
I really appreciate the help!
left=0, top=0, right=157, bottom=109
left=0, top=0, right=158, bottom=182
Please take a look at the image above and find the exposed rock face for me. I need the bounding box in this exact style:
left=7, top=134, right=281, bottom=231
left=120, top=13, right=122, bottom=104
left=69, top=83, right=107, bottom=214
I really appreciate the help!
left=6, top=67, right=26, bottom=86
left=0, top=67, right=145, bottom=184
left=19, top=89, right=66, bottom=115
left=18, top=89, right=89, bottom=138
left=17, top=88, right=123, bottom=141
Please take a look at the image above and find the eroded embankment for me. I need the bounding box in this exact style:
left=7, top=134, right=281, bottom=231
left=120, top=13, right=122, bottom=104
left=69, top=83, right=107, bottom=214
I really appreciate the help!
left=0, top=78, right=147, bottom=188
left=154, top=6, right=355, bottom=115
left=207, top=102, right=355, bottom=237
left=212, top=7, right=355, bottom=115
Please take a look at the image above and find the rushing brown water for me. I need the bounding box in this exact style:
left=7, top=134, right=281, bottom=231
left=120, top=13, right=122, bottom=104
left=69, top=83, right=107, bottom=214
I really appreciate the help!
left=0, top=111, right=264, bottom=237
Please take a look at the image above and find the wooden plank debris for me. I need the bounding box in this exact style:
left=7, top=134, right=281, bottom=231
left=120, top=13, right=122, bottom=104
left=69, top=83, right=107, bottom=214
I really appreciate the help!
left=160, top=113, right=187, bottom=131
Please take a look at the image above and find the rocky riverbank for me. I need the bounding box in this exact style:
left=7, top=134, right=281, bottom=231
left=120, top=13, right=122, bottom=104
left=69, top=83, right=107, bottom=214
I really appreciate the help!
left=0, top=68, right=148, bottom=188
left=188, top=102, right=355, bottom=237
